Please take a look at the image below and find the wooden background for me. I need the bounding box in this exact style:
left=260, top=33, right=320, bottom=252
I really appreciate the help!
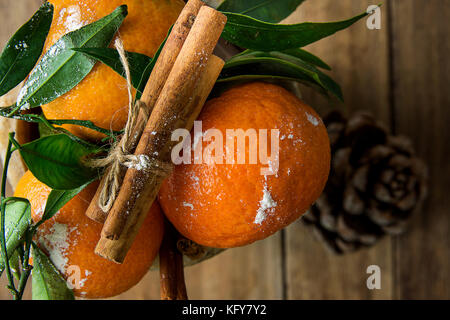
left=0, top=0, right=448, bottom=300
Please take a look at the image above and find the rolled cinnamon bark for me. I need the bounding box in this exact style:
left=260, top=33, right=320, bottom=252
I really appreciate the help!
left=95, top=48, right=226, bottom=262
left=85, top=0, right=205, bottom=223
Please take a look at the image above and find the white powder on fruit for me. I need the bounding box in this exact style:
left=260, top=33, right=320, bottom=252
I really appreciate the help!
left=254, top=184, right=277, bottom=225
left=39, top=223, right=73, bottom=274
left=183, top=202, right=194, bottom=210
left=78, top=270, right=92, bottom=288
left=60, top=5, right=84, bottom=32
left=306, top=112, right=320, bottom=126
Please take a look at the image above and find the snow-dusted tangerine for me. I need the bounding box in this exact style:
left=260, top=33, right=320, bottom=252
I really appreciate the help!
left=158, top=82, right=331, bottom=248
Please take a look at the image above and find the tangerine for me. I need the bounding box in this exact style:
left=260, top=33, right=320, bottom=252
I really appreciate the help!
left=158, top=82, right=331, bottom=248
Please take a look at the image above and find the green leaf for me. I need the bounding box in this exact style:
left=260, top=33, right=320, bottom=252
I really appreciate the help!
left=38, top=121, right=54, bottom=138
left=281, top=48, right=331, bottom=70
left=72, top=47, right=152, bottom=90
left=17, top=5, right=128, bottom=109
left=0, top=199, right=31, bottom=264
left=0, top=2, right=53, bottom=97
left=71, top=25, right=171, bottom=101
left=221, top=10, right=369, bottom=51
left=31, top=244, right=74, bottom=300
left=229, top=48, right=332, bottom=70
left=40, top=183, right=90, bottom=223
left=220, top=51, right=343, bottom=100
left=1, top=250, right=21, bottom=280
left=18, top=134, right=98, bottom=190
left=218, top=0, right=305, bottom=23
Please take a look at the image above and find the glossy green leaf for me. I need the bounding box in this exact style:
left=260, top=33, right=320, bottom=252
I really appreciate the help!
left=40, top=183, right=91, bottom=223
left=0, top=250, right=21, bottom=280
left=218, top=0, right=305, bottom=23
left=37, top=120, right=54, bottom=138
left=18, top=134, right=98, bottom=190
left=31, top=244, right=74, bottom=300
left=229, top=48, right=331, bottom=70
left=0, top=199, right=31, bottom=264
left=221, top=10, right=369, bottom=51
left=281, top=48, right=331, bottom=70
left=71, top=26, right=171, bottom=101
left=17, top=5, right=128, bottom=109
left=72, top=47, right=152, bottom=89
left=220, top=51, right=342, bottom=100
left=0, top=2, right=53, bottom=97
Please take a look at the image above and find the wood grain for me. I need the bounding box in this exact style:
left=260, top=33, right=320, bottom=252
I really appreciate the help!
left=283, top=0, right=393, bottom=299
left=184, top=233, right=283, bottom=299
left=389, top=0, right=450, bottom=299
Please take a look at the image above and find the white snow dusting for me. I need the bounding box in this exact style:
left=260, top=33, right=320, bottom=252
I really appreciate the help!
left=254, top=184, right=277, bottom=225
left=38, top=223, right=74, bottom=274
left=306, top=112, right=320, bottom=126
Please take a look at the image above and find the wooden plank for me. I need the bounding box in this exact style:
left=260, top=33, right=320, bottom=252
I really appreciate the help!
left=389, top=0, right=450, bottom=299
left=184, top=233, right=283, bottom=299
left=0, top=1, right=43, bottom=45
left=284, top=0, right=393, bottom=299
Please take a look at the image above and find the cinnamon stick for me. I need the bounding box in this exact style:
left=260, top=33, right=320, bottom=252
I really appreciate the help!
left=159, top=220, right=188, bottom=300
left=95, top=45, right=226, bottom=263
left=85, top=0, right=205, bottom=223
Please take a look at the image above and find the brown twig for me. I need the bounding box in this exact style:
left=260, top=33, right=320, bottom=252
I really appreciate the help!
left=159, top=220, right=188, bottom=300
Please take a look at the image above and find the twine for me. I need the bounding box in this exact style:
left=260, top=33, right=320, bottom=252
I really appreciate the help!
left=87, top=38, right=173, bottom=213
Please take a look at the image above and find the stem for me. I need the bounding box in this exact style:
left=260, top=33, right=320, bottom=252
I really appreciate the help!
left=36, top=114, right=100, bottom=150
left=0, top=133, right=19, bottom=299
left=16, top=231, right=33, bottom=300
left=6, top=105, right=22, bottom=118
left=159, top=220, right=188, bottom=300
left=0, top=108, right=122, bottom=137
left=16, top=245, right=24, bottom=277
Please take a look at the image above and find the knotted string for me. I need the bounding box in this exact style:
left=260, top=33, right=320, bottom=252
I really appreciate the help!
left=86, top=38, right=173, bottom=213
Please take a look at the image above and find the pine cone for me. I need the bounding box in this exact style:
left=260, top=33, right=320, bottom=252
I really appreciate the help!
left=302, top=111, right=428, bottom=254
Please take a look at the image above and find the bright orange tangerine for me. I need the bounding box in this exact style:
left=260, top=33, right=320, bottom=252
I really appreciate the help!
left=158, top=82, right=331, bottom=248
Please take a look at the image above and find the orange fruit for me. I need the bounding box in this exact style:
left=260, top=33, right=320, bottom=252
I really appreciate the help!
left=41, top=0, right=185, bottom=141
left=158, top=82, right=331, bottom=248
left=14, top=171, right=164, bottom=299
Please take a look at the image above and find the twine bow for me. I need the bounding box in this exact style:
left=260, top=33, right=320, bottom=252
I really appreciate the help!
left=87, top=38, right=173, bottom=213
